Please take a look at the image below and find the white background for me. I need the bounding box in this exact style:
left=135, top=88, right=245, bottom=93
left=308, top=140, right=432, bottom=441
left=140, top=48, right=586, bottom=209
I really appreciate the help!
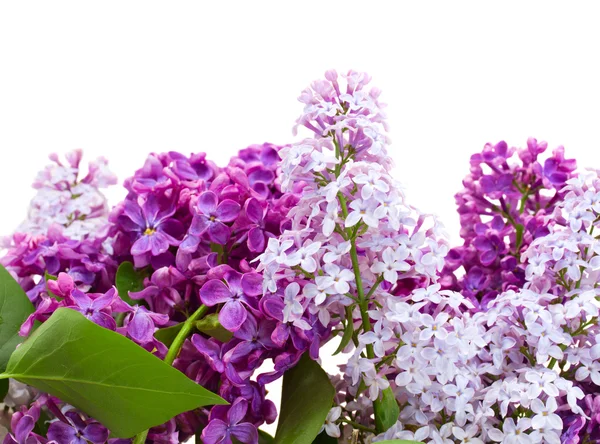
left=1, top=1, right=600, bottom=435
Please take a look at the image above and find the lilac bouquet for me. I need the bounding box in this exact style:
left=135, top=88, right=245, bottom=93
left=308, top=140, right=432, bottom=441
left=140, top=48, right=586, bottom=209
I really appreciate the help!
left=0, top=71, right=598, bottom=444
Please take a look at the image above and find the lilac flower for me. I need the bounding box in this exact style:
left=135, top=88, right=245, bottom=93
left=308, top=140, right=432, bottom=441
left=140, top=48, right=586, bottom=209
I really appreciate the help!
left=201, top=399, right=258, bottom=444
left=66, top=288, right=117, bottom=330
left=243, top=198, right=268, bottom=253
left=47, top=411, right=108, bottom=444
left=189, top=191, right=240, bottom=245
left=199, top=271, right=262, bottom=331
left=4, top=403, right=42, bottom=444
left=117, top=195, right=184, bottom=258
left=124, top=305, right=169, bottom=344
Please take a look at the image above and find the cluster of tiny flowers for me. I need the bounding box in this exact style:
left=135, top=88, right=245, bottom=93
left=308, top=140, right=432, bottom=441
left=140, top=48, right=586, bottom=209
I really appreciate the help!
left=440, top=139, right=576, bottom=309
left=257, top=70, right=451, bottom=442
left=1, top=144, right=304, bottom=444
left=17, top=149, right=117, bottom=240
left=107, top=143, right=304, bottom=443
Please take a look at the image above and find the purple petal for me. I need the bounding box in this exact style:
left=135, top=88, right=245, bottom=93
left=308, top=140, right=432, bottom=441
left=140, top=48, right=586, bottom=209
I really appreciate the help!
left=227, top=399, right=248, bottom=425
left=245, top=198, right=264, bottom=224
left=148, top=232, right=170, bottom=256
left=207, top=221, right=231, bottom=245
left=157, top=219, right=184, bottom=244
left=90, top=288, right=116, bottom=310
left=197, top=191, right=218, bottom=216
left=90, top=312, right=117, bottom=330
left=14, top=415, right=36, bottom=443
left=231, top=423, right=258, bottom=444
left=234, top=314, right=258, bottom=341
left=131, top=235, right=152, bottom=256
left=219, top=300, right=247, bottom=332
left=189, top=215, right=210, bottom=236
left=191, top=334, right=225, bottom=373
left=83, top=424, right=109, bottom=444
left=143, top=195, right=161, bottom=226
left=200, top=279, right=233, bottom=306
left=271, top=323, right=290, bottom=347
left=225, top=341, right=260, bottom=364
left=216, top=200, right=241, bottom=223
left=241, top=273, right=262, bottom=297
left=48, top=421, right=77, bottom=444
left=247, top=227, right=265, bottom=253
left=180, top=234, right=200, bottom=253
left=127, top=309, right=155, bottom=343
left=122, top=200, right=146, bottom=229
left=201, top=419, right=229, bottom=444
left=70, top=289, right=93, bottom=310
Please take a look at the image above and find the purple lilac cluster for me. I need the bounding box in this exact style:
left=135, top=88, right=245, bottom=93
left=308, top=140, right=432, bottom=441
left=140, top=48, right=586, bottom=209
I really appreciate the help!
left=1, top=144, right=307, bottom=444
left=440, top=139, right=577, bottom=309
left=107, top=144, right=318, bottom=443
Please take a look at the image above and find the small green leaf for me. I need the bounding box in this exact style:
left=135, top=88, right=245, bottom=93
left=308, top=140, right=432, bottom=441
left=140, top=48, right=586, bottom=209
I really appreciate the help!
left=0, top=264, right=35, bottom=373
left=115, top=262, right=147, bottom=305
left=374, top=386, right=400, bottom=433
left=333, top=306, right=354, bottom=355
left=274, top=354, right=334, bottom=444
left=312, top=431, right=337, bottom=444
left=195, top=314, right=233, bottom=342
left=154, top=322, right=184, bottom=347
left=259, top=430, right=275, bottom=444
left=2, top=308, right=227, bottom=438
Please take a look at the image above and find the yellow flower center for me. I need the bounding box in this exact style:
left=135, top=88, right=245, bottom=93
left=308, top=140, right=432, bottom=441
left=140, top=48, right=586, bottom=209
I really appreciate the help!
left=144, top=227, right=156, bottom=236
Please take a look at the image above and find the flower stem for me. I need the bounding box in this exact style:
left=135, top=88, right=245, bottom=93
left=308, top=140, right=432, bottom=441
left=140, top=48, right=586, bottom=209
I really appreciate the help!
left=133, top=305, right=209, bottom=443
left=164, top=305, right=209, bottom=365
left=337, top=192, right=374, bottom=359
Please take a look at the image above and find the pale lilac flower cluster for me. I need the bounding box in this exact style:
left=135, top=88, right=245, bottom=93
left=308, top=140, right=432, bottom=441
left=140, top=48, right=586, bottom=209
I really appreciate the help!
left=18, top=150, right=117, bottom=240
left=257, top=70, right=451, bottom=442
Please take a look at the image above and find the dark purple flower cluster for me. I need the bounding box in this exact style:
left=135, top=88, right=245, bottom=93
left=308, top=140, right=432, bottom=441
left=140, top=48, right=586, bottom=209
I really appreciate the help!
left=440, top=138, right=576, bottom=309
left=1, top=144, right=322, bottom=444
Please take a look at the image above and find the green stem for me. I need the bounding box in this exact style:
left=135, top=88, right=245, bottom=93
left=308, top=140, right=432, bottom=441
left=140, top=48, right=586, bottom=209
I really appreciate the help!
left=164, top=305, right=209, bottom=365
left=337, top=192, right=374, bottom=359
left=133, top=305, right=209, bottom=443
left=342, top=419, right=377, bottom=434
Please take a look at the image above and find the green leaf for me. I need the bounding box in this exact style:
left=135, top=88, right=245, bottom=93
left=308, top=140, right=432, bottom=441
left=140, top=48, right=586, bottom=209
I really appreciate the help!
left=274, top=354, right=334, bottom=444
left=0, top=264, right=35, bottom=373
left=154, top=322, right=184, bottom=347
left=333, top=305, right=354, bottom=355
left=259, top=430, right=275, bottom=444
left=115, top=262, right=147, bottom=305
left=195, top=314, right=233, bottom=342
left=312, top=431, right=337, bottom=444
left=374, top=386, right=400, bottom=433
left=1, top=308, right=226, bottom=438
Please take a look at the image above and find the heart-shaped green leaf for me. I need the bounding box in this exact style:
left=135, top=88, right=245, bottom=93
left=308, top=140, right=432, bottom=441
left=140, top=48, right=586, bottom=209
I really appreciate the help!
left=374, top=385, right=400, bottom=433
left=0, top=265, right=35, bottom=381
left=1, top=308, right=226, bottom=438
left=274, top=354, right=334, bottom=444
left=115, top=262, right=147, bottom=305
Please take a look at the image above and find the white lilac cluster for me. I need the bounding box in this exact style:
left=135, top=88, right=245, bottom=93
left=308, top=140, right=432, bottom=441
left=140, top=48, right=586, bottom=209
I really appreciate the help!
left=260, top=71, right=600, bottom=444
left=18, top=150, right=117, bottom=240
left=257, top=71, right=452, bottom=441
